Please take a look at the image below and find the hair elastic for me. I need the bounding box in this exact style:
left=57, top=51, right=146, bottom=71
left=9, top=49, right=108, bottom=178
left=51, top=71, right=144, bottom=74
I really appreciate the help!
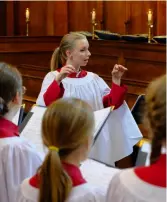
left=48, top=146, right=59, bottom=152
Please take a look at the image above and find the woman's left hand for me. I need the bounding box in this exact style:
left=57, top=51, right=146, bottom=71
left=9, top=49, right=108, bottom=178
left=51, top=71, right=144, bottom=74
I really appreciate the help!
left=111, top=64, right=128, bottom=86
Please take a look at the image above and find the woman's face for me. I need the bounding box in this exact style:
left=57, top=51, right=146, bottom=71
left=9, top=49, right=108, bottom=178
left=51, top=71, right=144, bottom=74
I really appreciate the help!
left=67, top=38, right=91, bottom=67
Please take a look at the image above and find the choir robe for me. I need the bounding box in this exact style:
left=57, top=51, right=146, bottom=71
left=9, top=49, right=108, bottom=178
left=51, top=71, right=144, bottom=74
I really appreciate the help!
left=17, top=162, right=106, bottom=202
left=0, top=118, right=43, bottom=202
left=106, top=154, right=166, bottom=202
left=36, top=70, right=142, bottom=166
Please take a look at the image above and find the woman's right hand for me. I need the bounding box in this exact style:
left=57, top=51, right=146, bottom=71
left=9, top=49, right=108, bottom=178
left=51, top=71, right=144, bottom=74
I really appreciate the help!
left=55, top=65, right=76, bottom=84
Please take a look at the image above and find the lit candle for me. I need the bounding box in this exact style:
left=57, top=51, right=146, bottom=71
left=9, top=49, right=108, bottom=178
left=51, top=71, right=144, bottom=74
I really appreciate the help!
left=148, top=9, right=152, bottom=24
left=26, top=8, right=30, bottom=21
left=92, top=8, right=96, bottom=23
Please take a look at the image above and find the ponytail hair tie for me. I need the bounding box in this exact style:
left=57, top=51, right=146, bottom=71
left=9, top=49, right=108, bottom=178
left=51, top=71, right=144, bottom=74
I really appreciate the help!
left=49, top=146, right=59, bottom=152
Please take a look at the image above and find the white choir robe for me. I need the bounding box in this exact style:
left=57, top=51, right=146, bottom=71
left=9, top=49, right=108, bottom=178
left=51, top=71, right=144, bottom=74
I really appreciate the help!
left=106, top=168, right=166, bottom=202
left=0, top=137, right=43, bottom=202
left=36, top=71, right=142, bottom=166
left=17, top=178, right=106, bottom=202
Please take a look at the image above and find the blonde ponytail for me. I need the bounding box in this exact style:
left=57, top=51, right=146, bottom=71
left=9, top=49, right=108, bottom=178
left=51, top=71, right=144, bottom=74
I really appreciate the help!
left=50, top=47, right=62, bottom=71
left=39, top=150, right=72, bottom=202
left=39, top=98, right=94, bottom=202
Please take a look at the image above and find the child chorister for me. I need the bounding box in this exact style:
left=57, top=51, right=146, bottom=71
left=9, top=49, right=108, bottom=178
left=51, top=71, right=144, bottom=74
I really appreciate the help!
left=106, top=75, right=166, bottom=202
left=17, top=98, right=106, bottom=202
left=0, top=63, right=43, bottom=202
left=36, top=33, right=142, bottom=166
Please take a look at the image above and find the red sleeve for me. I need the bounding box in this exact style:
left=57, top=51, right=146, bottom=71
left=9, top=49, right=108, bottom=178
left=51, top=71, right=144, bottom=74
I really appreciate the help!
left=43, top=80, right=64, bottom=106
left=103, top=82, right=127, bottom=109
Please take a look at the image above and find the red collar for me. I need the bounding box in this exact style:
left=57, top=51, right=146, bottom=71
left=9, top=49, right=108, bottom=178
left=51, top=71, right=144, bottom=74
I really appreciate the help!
left=62, top=162, right=86, bottom=186
left=134, top=154, right=166, bottom=187
left=0, top=118, right=19, bottom=138
left=57, top=68, right=87, bottom=78
left=29, top=162, right=86, bottom=188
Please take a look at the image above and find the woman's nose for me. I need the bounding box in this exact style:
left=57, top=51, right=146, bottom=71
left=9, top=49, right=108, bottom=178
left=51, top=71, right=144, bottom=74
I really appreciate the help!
left=87, top=50, right=91, bottom=56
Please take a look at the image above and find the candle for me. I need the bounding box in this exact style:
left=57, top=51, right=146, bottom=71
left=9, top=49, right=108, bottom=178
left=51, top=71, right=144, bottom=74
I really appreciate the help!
left=26, top=8, right=30, bottom=21
left=92, top=8, right=96, bottom=23
left=148, top=9, right=152, bottom=24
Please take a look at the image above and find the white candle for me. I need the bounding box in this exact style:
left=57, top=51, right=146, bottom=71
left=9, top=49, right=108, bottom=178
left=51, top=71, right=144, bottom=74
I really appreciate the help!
left=92, top=9, right=96, bottom=22
left=26, top=8, right=30, bottom=20
left=148, top=9, right=152, bottom=24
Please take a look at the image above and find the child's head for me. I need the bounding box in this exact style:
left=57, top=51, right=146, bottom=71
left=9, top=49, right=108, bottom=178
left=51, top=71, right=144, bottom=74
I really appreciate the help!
left=0, top=62, right=23, bottom=118
left=39, top=98, right=94, bottom=202
left=145, top=75, right=166, bottom=164
left=51, top=33, right=91, bottom=70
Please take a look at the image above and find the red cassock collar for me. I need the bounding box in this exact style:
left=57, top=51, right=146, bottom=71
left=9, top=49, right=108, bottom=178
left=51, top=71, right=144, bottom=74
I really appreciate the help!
left=134, top=154, right=166, bottom=187
left=57, top=68, right=87, bottom=78
left=29, top=162, right=86, bottom=188
left=0, top=118, right=19, bottom=138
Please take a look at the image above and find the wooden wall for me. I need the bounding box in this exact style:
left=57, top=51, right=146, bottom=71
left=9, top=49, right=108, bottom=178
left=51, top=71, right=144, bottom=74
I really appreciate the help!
left=0, top=36, right=166, bottom=112
left=1, top=1, right=166, bottom=36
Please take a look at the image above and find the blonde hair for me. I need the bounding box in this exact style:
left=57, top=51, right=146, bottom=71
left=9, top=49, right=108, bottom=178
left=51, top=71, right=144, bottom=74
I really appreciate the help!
left=39, top=98, right=94, bottom=202
left=50, top=33, right=86, bottom=71
left=145, top=75, right=166, bottom=164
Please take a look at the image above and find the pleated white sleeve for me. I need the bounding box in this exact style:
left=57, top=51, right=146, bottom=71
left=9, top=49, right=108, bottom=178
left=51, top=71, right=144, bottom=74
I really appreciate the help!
left=0, top=137, right=43, bottom=202
left=36, top=71, right=56, bottom=106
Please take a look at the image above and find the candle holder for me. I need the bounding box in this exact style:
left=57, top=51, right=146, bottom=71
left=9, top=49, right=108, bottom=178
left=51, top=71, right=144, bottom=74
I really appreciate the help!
left=147, top=9, right=153, bottom=43
left=26, top=19, right=30, bottom=36
left=91, top=8, right=98, bottom=40
left=25, top=8, right=30, bottom=36
left=148, top=24, right=153, bottom=43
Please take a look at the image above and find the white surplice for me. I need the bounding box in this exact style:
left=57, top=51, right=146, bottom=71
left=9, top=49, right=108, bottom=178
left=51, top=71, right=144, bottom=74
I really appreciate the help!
left=17, top=178, right=106, bottom=202
left=0, top=137, right=43, bottom=202
left=36, top=71, right=142, bottom=166
left=106, top=169, right=166, bottom=202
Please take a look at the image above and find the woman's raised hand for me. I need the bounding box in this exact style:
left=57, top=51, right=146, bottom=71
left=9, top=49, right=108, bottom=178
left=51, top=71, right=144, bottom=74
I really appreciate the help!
left=111, top=64, right=128, bottom=86
left=55, top=65, right=76, bottom=84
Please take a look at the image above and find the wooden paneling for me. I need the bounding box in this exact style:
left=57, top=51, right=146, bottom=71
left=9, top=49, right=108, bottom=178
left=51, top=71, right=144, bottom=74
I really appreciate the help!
left=13, top=1, right=68, bottom=36
left=1, top=36, right=165, bottom=114
left=0, top=1, right=6, bottom=35
left=46, top=1, right=68, bottom=35
left=14, top=1, right=47, bottom=36
left=6, top=1, right=14, bottom=36
left=68, top=1, right=103, bottom=32
left=1, top=1, right=166, bottom=36
left=157, top=1, right=166, bottom=35
left=104, top=1, right=127, bottom=34
left=0, top=36, right=61, bottom=66
left=129, top=1, right=157, bottom=35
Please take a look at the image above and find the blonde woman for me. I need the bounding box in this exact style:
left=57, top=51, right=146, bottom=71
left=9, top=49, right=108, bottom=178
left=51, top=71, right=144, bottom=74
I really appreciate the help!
left=106, top=75, right=166, bottom=202
left=17, top=98, right=106, bottom=202
left=0, top=63, right=42, bottom=202
left=36, top=33, right=142, bottom=167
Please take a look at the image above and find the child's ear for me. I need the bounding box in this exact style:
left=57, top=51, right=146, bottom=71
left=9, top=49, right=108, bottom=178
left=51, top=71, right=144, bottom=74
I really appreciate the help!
left=66, top=49, right=72, bottom=58
left=12, top=92, right=21, bottom=105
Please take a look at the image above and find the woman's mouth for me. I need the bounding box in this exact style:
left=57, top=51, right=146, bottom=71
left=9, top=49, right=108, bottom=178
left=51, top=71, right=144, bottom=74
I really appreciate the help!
left=84, top=59, right=89, bottom=62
